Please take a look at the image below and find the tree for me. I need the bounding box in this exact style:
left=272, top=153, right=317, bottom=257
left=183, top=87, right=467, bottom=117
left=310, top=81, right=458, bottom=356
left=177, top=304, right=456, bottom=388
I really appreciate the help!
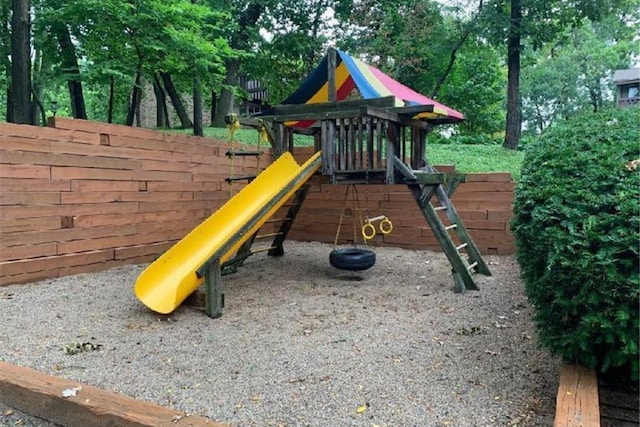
left=1, top=1, right=11, bottom=121
left=10, top=0, right=32, bottom=124
left=336, top=0, right=503, bottom=132
left=504, top=0, right=521, bottom=149
left=481, top=0, right=632, bottom=149
left=244, top=0, right=338, bottom=106
left=521, top=14, right=638, bottom=134
left=52, top=22, right=87, bottom=119
left=210, top=1, right=264, bottom=126
left=439, top=41, right=505, bottom=136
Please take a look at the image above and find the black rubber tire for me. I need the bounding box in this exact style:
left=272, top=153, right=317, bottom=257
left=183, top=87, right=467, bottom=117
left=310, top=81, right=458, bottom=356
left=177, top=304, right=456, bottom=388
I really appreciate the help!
left=329, top=248, right=376, bottom=271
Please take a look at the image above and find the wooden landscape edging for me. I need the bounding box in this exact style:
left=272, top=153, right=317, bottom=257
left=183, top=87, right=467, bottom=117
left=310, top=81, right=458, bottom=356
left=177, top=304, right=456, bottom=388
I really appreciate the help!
left=554, top=364, right=600, bottom=427
left=0, top=361, right=227, bottom=427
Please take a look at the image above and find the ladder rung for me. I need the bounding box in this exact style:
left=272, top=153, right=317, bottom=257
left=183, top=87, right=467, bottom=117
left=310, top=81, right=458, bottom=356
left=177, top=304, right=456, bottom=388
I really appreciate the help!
left=445, top=224, right=457, bottom=230
left=456, top=243, right=468, bottom=251
left=225, top=175, right=257, bottom=183
left=255, top=232, right=284, bottom=239
left=226, top=150, right=263, bottom=157
left=467, top=261, right=478, bottom=270
left=265, top=217, right=292, bottom=224
left=433, top=206, right=447, bottom=211
left=251, top=246, right=277, bottom=254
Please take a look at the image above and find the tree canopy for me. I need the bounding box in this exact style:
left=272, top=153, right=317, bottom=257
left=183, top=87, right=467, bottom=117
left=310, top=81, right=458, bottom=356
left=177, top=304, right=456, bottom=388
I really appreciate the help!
left=4, top=0, right=638, bottom=145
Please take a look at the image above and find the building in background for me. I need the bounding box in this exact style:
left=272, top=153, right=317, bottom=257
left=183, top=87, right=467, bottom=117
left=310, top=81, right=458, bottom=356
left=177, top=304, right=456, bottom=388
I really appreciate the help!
left=613, top=68, right=640, bottom=108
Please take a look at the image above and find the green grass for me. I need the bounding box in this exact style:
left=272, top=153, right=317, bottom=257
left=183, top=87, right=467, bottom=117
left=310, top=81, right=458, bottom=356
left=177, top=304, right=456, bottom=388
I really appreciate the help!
left=175, top=126, right=315, bottom=146
left=426, top=144, right=524, bottom=180
left=174, top=127, right=524, bottom=180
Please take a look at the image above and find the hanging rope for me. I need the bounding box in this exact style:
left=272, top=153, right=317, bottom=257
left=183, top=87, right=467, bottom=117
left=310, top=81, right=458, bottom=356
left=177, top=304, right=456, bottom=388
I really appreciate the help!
left=333, top=184, right=366, bottom=248
left=256, top=119, right=268, bottom=173
left=329, top=183, right=377, bottom=272
left=227, top=113, right=240, bottom=197
left=360, top=173, right=393, bottom=241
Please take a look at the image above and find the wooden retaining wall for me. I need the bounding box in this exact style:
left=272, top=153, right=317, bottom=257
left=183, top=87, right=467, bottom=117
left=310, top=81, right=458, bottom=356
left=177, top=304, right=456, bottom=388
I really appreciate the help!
left=0, top=119, right=515, bottom=287
left=0, top=118, right=266, bottom=286
left=286, top=148, right=515, bottom=255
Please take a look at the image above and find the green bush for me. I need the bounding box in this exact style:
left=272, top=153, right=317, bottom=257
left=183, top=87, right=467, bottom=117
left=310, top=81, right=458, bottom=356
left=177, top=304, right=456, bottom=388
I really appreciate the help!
left=511, top=107, right=640, bottom=380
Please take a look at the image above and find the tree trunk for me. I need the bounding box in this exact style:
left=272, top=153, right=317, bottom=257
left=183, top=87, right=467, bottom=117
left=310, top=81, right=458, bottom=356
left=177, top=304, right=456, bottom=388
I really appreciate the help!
left=193, top=73, right=203, bottom=136
left=107, top=75, right=114, bottom=123
left=54, top=23, right=87, bottom=119
left=126, top=69, right=142, bottom=126
left=1, top=1, right=12, bottom=122
left=210, top=90, right=217, bottom=127
left=136, top=90, right=141, bottom=127
left=159, top=72, right=193, bottom=129
left=10, top=0, right=32, bottom=124
left=31, top=48, right=46, bottom=125
left=588, top=79, right=602, bottom=112
left=503, top=0, right=521, bottom=150
left=6, top=89, right=12, bottom=122
left=212, top=59, right=240, bottom=127
left=31, top=86, right=46, bottom=126
left=153, top=74, right=167, bottom=128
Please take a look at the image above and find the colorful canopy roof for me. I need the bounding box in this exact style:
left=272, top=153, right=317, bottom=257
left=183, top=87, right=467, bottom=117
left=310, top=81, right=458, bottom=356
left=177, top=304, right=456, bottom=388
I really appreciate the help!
left=274, top=49, right=464, bottom=125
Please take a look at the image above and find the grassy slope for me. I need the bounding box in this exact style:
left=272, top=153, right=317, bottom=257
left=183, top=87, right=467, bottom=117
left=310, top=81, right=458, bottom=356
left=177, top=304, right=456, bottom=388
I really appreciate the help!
left=176, top=127, right=525, bottom=180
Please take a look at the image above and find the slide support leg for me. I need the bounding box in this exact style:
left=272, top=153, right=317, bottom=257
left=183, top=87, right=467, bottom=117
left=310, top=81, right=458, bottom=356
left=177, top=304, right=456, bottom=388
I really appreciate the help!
left=205, top=259, right=224, bottom=318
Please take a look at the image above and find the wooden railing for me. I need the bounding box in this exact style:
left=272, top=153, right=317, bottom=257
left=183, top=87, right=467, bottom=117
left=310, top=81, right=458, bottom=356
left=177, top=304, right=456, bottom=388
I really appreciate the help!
left=618, top=97, right=639, bottom=107
left=263, top=97, right=435, bottom=184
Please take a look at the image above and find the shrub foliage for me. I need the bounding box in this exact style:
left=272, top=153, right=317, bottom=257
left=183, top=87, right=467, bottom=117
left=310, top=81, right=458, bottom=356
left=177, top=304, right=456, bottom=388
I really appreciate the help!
left=512, top=107, right=639, bottom=379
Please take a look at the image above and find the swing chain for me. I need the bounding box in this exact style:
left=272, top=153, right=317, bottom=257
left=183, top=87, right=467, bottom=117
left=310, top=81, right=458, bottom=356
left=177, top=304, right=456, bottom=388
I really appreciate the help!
left=360, top=172, right=393, bottom=241
left=333, top=184, right=365, bottom=248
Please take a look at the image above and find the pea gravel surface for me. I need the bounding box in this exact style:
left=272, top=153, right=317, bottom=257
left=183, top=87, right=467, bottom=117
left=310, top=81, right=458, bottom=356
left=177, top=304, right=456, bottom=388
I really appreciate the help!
left=0, top=241, right=559, bottom=427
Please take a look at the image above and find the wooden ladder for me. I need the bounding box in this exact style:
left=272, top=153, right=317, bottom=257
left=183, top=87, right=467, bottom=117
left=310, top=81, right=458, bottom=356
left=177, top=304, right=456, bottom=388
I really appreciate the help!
left=225, top=149, right=264, bottom=184
left=220, top=183, right=311, bottom=275
left=395, top=157, right=491, bottom=292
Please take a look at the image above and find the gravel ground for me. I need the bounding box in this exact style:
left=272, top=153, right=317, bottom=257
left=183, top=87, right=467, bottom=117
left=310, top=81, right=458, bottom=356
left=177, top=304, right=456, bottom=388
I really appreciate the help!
left=0, top=241, right=559, bottom=427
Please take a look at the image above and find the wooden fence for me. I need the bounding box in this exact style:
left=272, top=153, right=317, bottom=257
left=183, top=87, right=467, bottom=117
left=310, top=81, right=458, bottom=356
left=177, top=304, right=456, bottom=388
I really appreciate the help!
left=0, top=119, right=515, bottom=286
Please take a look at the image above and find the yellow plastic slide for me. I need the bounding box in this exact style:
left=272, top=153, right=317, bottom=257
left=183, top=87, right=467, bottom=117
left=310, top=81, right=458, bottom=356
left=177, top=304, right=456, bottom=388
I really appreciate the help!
left=135, top=151, right=322, bottom=314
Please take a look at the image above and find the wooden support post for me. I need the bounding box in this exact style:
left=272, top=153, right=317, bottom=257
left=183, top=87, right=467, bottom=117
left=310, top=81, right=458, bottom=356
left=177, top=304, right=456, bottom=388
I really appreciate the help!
left=411, top=128, right=426, bottom=170
left=274, top=122, right=285, bottom=158
left=386, top=123, right=400, bottom=184
left=314, top=132, right=321, bottom=153
left=287, top=127, right=294, bottom=154
left=205, top=259, right=224, bottom=318
left=321, top=120, right=336, bottom=176
left=328, top=48, right=337, bottom=102
left=443, top=173, right=466, bottom=197
left=357, top=117, right=364, bottom=169
left=376, top=120, right=383, bottom=168
left=339, top=118, right=346, bottom=171
left=367, top=117, right=374, bottom=170
left=349, top=118, right=356, bottom=170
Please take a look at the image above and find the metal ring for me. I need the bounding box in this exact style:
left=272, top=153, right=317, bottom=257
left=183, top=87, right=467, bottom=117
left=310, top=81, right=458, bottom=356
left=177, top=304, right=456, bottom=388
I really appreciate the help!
left=379, top=218, right=393, bottom=234
left=362, top=223, right=376, bottom=240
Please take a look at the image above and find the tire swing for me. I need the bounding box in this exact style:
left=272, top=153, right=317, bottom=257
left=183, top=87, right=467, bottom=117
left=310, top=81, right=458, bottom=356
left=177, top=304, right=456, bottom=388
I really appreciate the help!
left=329, top=184, right=377, bottom=271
